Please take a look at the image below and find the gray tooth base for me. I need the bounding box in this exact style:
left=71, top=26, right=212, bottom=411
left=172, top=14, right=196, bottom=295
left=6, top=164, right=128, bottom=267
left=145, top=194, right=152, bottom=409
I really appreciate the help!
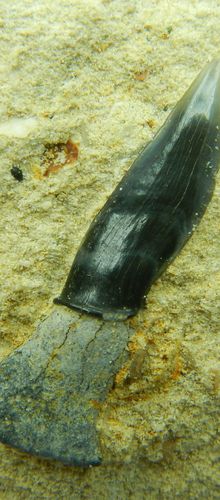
left=0, top=309, right=134, bottom=466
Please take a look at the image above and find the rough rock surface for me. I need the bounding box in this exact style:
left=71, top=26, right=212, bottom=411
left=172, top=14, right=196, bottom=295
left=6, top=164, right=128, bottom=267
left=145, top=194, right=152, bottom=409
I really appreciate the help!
left=0, top=0, right=219, bottom=498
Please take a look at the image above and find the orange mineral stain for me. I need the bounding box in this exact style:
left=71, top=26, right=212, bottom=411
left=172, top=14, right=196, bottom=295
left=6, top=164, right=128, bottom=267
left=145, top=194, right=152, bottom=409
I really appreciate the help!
left=65, top=139, right=79, bottom=163
left=42, top=139, right=79, bottom=177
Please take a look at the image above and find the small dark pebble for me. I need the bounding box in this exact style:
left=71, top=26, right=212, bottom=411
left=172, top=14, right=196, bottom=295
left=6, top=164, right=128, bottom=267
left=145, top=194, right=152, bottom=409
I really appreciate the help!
left=10, top=166, right=24, bottom=182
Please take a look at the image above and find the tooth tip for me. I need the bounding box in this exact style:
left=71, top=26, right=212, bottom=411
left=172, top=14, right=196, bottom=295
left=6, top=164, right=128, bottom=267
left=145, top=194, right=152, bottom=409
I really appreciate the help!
left=56, top=60, right=220, bottom=317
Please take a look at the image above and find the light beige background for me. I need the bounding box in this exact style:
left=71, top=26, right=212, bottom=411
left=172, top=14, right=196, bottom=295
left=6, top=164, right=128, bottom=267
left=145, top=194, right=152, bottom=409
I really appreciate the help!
left=0, top=0, right=219, bottom=498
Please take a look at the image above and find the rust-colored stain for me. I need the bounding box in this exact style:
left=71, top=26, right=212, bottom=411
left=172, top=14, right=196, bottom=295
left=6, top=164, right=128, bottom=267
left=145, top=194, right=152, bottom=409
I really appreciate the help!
left=42, top=139, right=79, bottom=177
left=115, top=365, right=129, bottom=385
left=128, top=330, right=146, bottom=354
left=128, top=349, right=146, bottom=381
left=170, top=356, right=182, bottom=380
left=134, top=70, right=149, bottom=81
left=65, top=139, right=79, bottom=163
left=43, top=164, right=63, bottom=177
left=148, top=430, right=156, bottom=436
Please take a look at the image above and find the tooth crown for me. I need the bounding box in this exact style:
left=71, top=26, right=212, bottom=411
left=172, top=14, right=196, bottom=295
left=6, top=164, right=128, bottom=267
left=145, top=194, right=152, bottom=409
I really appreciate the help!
left=55, top=60, right=220, bottom=319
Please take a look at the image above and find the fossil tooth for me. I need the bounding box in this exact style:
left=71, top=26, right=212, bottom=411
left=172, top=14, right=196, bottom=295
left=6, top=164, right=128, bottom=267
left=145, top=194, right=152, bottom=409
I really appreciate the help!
left=0, top=61, right=219, bottom=468
left=55, top=60, right=220, bottom=319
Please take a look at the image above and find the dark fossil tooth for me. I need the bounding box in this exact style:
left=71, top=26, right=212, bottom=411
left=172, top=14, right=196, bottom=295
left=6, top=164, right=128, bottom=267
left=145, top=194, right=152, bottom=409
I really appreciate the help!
left=55, top=60, right=220, bottom=319
left=0, top=61, right=219, bottom=469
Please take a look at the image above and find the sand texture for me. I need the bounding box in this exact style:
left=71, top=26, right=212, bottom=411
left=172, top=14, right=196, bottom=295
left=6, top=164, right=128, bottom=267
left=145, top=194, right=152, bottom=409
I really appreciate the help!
left=0, top=0, right=219, bottom=498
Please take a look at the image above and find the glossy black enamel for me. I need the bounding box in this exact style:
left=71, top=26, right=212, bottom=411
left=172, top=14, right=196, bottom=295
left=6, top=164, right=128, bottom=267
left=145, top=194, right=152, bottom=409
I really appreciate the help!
left=55, top=60, right=220, bottom=318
